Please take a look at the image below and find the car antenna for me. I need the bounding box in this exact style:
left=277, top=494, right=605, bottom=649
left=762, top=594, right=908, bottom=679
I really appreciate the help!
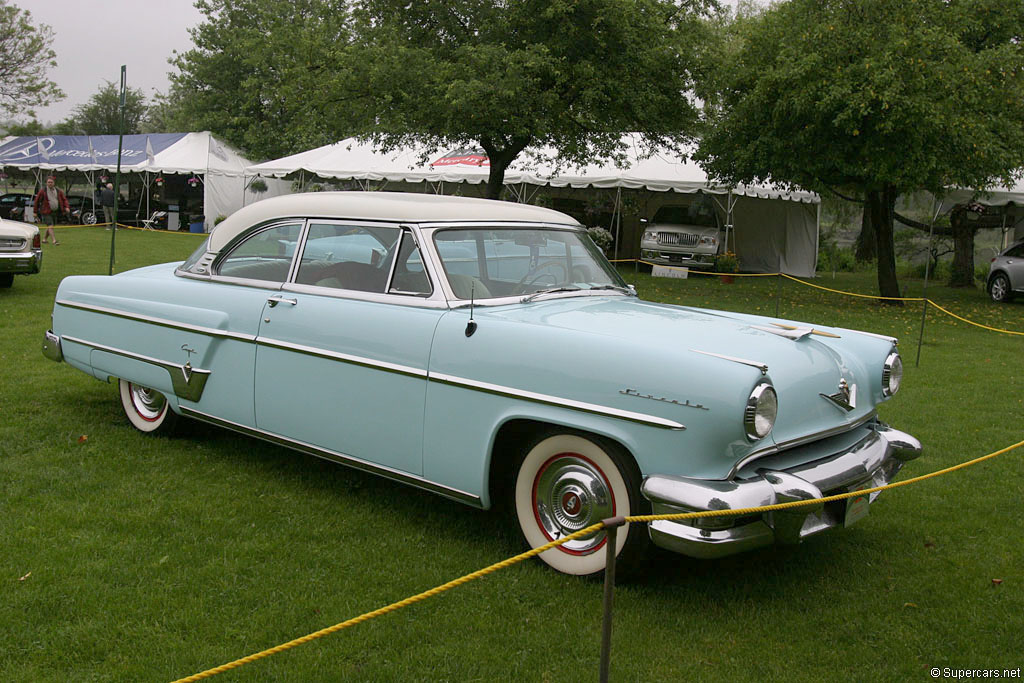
left=465, top=284, right=478, bottom=337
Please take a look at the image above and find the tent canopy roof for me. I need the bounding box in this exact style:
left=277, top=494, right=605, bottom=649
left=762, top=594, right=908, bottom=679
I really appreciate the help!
left=247, top=135, right=819, bottom=204
left=0, top=132, right=252, bottom=177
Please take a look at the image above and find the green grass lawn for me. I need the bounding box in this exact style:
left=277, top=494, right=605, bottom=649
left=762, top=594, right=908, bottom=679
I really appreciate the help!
left=2, top=225, right=1022, bottom=681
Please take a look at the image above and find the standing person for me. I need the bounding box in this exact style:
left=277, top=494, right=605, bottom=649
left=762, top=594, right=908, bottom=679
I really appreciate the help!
left=33, top=176, right=70, bottom=245
left=100, top=182, right=116, bottom=229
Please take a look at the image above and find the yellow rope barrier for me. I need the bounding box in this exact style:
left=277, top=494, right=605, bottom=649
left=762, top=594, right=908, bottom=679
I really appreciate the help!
left=926, top=300, right=1024, bottom=337
left=779, top=273, right=926, bottom=301
left=171, top=437, right=1023, bottom=682
left=616, top=258, right=1022, bottom=336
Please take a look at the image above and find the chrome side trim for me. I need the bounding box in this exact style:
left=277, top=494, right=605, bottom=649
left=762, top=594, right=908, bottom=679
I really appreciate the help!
left=55, top=300, right=257, bottom=343
left=62, top=334, right=211, bottom=401
left=56, top=301, right=680, bottom=430
left=429, top=372, right=685, bottom=430
left=690, top=349, right=768, bottom=375
left=178, top=407, right=481, bottom=507
left=256, top=337, right=429, bottom=379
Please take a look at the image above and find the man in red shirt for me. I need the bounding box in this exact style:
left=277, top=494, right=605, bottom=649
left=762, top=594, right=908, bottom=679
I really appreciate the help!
left=33, top=176, right=70, bottom=245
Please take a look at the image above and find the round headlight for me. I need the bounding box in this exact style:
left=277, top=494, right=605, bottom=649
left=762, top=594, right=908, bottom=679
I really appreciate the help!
left=882, top=351, right=903, bottom=397
left=744, top=382, right=777, bottom=441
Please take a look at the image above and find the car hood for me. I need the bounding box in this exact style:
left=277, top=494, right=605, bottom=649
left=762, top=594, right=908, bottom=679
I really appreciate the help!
left=470, top=296, right=892, bottom=451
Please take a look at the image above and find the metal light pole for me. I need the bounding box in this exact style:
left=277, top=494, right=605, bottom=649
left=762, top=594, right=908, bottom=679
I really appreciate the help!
left=109, top=66, right=127, bottom=276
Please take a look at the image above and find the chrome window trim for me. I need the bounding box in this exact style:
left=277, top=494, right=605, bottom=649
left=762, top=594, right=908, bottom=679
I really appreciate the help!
left=178, top=406, right=481, bottom=506
left=430, top=372, right=685, bottom=430
left=281, top=282, right=450, bottom=308
left=55, top=300, right=257, bottom=342
left=62, top=334, right=211, bottom=402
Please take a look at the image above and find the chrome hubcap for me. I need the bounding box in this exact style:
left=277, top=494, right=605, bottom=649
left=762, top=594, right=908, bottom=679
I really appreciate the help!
left=131, top=384, right=166, bottom=420
left=992, top=278, right=1007, bottom=300
left=534, top=454, right=614, bottom=554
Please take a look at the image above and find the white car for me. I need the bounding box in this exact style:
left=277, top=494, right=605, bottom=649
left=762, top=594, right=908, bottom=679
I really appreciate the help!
left=640, top=202, right=723, bottom=269
left=987, top=241, right=1024, bottom=303
left=0, top=217, right=42, bottom=288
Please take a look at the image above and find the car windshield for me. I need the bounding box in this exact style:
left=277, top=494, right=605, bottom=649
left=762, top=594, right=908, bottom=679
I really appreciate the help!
left=433, top=227, right=627, bottom=299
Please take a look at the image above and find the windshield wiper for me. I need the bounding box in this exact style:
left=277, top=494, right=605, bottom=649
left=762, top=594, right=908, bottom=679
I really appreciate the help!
left=588, top=284, right=634, bottom=295
left=521, top=286, right=582, bottom=303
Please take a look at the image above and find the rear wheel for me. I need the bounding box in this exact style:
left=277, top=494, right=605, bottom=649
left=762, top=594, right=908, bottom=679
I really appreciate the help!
left=0, top=273, right=13, bottom=288
left=988, top=273, right=1013, bottom=302
left=514, top=432, right=648, bottom=576
left=118, top=379, right=179, bottom=434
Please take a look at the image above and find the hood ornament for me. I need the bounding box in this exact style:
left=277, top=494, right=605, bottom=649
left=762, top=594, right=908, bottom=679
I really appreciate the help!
left=821, top=378, right=856, bottom=412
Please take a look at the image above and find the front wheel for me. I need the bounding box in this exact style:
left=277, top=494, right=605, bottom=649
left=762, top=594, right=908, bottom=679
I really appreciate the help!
left=118, top=379, right=179, bottom=434
left=514, top=432, right=648, bottom=576
left=989, top=273, right=1013, bottom=302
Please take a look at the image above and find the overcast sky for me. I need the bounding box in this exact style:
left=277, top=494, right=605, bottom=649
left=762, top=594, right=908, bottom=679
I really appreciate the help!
left=31, top=0, right=206, bottom=126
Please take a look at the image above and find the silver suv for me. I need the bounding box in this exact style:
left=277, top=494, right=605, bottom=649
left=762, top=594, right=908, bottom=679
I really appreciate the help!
left=640, top=202, right=722, bottom=269
left=987, top=241, right=1024, bottom=303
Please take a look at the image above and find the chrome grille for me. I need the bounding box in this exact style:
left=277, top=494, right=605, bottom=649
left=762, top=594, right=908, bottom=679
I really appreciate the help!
left=657, top=232, right=700, bottom=247
left=0, top=238, right=26, bottom=251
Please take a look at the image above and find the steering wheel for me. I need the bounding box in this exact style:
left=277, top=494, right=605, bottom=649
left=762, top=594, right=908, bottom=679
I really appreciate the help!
left=512, top=261, right=569, bottom=294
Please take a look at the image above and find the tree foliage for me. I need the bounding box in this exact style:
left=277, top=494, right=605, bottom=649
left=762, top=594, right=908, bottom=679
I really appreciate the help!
left=697, top=0, right=1024, bottom=297
left=0, top=0, right=64, bottom=115
left=168, top=0, right=358, bottom=160
left=53, top=81, right=149, bottom=135
left=350, top=0, right=718, bottom=198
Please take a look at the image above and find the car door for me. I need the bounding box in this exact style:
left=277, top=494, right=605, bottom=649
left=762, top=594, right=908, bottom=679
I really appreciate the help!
left=253, top=221, right=441, bottom=476
left=1004, top=244, right=1024, bottom=290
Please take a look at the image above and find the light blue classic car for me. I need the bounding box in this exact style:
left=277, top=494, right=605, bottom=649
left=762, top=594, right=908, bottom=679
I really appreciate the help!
left=43, top=192, right=921, bottom=576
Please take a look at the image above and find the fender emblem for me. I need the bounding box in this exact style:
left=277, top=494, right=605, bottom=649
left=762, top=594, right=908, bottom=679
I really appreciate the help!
left=820, top=379, right=856, bottom=412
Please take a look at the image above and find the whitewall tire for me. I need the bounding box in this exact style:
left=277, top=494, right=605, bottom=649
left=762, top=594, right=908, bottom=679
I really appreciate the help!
left=514, top=433, right=647, bottom=576
left=118, top=379, right=179, bottom=434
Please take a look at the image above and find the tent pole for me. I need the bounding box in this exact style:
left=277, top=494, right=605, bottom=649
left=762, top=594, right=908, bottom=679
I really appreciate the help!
left=915, top=198, right=942, bottom=367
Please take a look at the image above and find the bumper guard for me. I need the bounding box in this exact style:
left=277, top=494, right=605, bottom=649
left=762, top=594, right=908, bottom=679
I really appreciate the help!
left=641, top=425, right=922, bottom=559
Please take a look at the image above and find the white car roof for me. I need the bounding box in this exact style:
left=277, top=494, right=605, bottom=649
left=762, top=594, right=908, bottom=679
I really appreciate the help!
left=208, top=191, right=580, bottom=252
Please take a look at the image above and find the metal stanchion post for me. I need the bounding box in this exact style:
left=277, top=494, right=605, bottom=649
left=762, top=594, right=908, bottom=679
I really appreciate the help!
left=599, top=516, right=625, bottom=683
left=775, top=270, right=782, bottom=318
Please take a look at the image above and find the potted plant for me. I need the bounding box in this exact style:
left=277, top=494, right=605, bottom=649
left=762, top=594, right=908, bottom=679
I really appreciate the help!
left=715, top=251, right=739, bottom=283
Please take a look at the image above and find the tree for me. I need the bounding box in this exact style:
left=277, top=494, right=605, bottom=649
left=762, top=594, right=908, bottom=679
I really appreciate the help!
left=56, top=81, right=149, bottom=135
left=168, top=0, right=357, bottom=160
left=696, top=0, right=1024, bottom=299
left=348, top=0, right=718, bottom=199
left=0, top=1, right=63, bottom=116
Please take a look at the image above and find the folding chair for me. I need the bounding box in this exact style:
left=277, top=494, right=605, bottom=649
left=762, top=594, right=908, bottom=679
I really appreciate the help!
left=140, top=211, right=166, bottom=231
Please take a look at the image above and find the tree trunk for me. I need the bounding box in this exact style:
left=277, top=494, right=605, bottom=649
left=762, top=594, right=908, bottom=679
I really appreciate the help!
left=866, top=184, right=902, bottom=303
left=480, top=136, right=531, bottom=201
left=948, top=208, right=977, bottom=288
left=855, top=206, right=876, bottom=262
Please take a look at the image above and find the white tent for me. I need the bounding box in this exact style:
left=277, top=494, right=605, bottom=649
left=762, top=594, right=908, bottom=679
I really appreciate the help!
left=247, top=136, right=821, bottom=276
left=0, top=132, right=288, bottom=230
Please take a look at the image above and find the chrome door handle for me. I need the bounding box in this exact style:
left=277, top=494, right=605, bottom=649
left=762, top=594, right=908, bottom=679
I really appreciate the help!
left=267, top=296, right=298, bottom=307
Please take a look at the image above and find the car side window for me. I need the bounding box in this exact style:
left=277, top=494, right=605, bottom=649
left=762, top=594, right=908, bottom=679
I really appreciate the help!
left=295, top=223, right=400, bottom=293
left=217, top=222, right=302, bottom=282
left=1006, top=244, right=1024, bottom=258
left=388, top=230, right=431, bottom=296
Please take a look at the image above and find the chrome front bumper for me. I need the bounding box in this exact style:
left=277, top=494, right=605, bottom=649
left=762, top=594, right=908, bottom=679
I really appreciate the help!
left=0, top=248, right=42, bottom=274
left=641, top=424, right=922, bottom=559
